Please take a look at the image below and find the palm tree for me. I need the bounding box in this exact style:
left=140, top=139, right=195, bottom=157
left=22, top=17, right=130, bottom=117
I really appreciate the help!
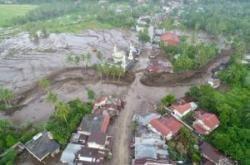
left=55, top=101, right=69, bottom=124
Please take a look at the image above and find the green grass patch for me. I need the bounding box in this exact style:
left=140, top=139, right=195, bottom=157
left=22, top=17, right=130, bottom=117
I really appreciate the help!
left=0, top=4, right=37, bottom=27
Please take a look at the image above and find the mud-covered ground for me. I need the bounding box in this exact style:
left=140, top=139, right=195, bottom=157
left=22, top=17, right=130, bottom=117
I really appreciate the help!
left=0, top=29, right=137, bottom=91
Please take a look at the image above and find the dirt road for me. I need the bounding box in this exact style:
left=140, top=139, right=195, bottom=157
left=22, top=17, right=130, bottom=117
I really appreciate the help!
left=109, top=73, right=190, bottom=165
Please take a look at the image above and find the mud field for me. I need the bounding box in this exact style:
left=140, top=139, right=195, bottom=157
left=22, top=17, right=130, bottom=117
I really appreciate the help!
left=0, top=29, right=137, bottom=91
left=0, top=29, right=233, bottom=165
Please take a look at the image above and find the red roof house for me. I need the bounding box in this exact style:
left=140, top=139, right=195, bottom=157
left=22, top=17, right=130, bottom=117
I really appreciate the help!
left=160, top=32, right=180, bottom=46
left=193, top=111, right=220, bottom=135
left=148, top=116, right=183, bottom=140
left=100, top=113, right=111, bottom=134
left=169, top=102, right=197, bottom=118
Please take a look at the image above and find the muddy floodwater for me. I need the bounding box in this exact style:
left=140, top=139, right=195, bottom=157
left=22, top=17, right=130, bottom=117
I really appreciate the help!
left=0, top=29, right=137, bottom=91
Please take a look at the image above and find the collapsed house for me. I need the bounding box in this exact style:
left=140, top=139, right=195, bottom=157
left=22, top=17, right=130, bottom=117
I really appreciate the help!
left=61, top=96, right=123, bottom=165
left=93, top=96, right=124, bottom=117
left=146, top=59, right=173, bottom=73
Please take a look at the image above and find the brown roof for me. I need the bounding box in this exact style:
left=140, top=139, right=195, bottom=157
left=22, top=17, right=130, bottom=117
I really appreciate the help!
left=199, top=113, right=219, bottom=129
left=150, top=119, right=171, bottom=136
left=200, top=142, right=225, bottom=164
left=100, top=113, right=110, bottom=134
left=160, top=32, right=180, bottom=46
left=194, top=111, right=220, bottom=134
left=159, top=117, right=183, bottom=135
left=149, top=116, right=183, bottom=137
left=193, top=123, right=208, bottom=135
left=88, top=132, right=106, bottom=146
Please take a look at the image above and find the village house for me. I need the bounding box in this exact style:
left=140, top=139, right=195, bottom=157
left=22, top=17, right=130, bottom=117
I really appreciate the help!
left=24, top=131, right=60, bottom=162
left=61, top=96, right=123, bottom=165
left=148, top=116, right=183, bottom=140
left=61, top=114, right=111, bottom=165
left=87, top=132, right=112, bottom=150
left=169, top=101, right=198, bottom=118
left=160, top=32, right=180, bottom=46
left=193, top=111, right=220, bottom=135
left=77, top=113, right=110, bottom=136
left=75, top=147, right=108, bottom=165
left=132, top=113, right=172, bottom=165
left=200, top=142, right=234, bottom=165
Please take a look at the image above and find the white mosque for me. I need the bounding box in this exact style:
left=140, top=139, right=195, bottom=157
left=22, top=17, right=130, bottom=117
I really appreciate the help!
left=111, top=43, right=140, bottom=70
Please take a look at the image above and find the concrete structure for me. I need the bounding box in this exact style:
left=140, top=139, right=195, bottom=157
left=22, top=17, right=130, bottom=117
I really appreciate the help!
left=111, top=43, right=139, bottom=70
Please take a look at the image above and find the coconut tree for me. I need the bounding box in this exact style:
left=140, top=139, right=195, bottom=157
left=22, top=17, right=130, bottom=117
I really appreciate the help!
left=55, top=101, right=69, bottom=124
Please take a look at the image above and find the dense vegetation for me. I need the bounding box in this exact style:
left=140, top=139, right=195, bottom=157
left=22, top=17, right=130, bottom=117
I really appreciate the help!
left=0, top=0, right=161, bottom=33
left=46, top=99, right=92, bottom=145
left=0, top=4, right=36, bottom=26
left=0, top=121, right=41, bottom=164
left=161, top=40, right=218, bottom=72
left=168, top=128, right=201, bottom=163
left=180, top=0, right=250, bottom=45
left=186, top=62, right=250, bottom=164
